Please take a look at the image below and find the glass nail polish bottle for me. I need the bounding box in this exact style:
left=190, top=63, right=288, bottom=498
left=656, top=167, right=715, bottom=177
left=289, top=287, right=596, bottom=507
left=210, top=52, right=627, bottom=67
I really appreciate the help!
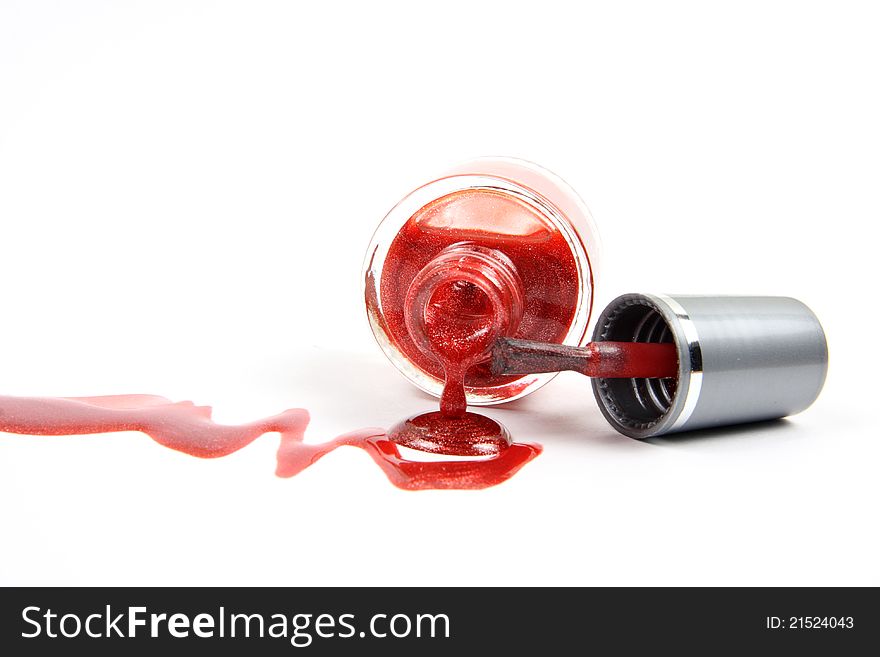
left=364, top=157, right=601, bottom=407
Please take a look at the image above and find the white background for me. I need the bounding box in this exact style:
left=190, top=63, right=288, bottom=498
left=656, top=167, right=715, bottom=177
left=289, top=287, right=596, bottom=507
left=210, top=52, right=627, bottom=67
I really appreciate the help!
left=1, top=1, right=876, bottom=586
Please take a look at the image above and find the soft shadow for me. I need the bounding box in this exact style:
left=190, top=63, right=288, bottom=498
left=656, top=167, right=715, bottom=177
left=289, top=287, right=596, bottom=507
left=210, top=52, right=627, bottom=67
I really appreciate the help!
left=252, top=346, right=437, bottom=428
left=257, top=347, right=427, bottom=400
left=254, top=351, right=800, bottom=452
left=488, top=384, right=801, bottom=452
left=481, top=384, right=652, bottom=452
left=643, top=417, right=796, bottom=447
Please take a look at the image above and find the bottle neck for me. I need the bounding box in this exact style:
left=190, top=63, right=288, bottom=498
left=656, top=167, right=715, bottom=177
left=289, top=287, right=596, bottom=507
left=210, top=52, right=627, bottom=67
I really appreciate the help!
left=403, top=241, right=525, bottom=368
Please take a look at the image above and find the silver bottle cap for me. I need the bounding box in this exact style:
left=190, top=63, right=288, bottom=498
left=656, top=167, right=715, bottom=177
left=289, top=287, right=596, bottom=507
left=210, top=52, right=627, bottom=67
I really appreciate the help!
left=591, top=294, right=828, bottom=438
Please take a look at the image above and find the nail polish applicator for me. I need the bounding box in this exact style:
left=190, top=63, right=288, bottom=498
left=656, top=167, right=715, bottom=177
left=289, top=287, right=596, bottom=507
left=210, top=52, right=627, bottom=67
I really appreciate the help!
left=491, top=293, right=828, bottom=439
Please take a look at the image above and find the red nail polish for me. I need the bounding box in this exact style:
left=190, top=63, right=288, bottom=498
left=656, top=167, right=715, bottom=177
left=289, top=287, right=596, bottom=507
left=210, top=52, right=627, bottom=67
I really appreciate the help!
left=364, top=157, right=601, bottom=410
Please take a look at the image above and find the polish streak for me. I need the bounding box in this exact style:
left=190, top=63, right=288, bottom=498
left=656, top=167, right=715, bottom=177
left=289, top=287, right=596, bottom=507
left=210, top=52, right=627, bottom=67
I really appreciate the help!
left=0, top=394, right=540, bottom=490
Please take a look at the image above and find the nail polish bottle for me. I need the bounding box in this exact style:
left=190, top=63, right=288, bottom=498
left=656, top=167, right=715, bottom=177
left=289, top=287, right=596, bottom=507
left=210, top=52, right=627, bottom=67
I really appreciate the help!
left=364, top=157, right=601, bottom=406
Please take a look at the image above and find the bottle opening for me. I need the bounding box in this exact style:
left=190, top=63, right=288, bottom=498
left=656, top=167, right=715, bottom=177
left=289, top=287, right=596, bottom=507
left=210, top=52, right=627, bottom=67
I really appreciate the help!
left=594, top=299, right=678, bottom=429
left=404, top=242, right=525, bottom=370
